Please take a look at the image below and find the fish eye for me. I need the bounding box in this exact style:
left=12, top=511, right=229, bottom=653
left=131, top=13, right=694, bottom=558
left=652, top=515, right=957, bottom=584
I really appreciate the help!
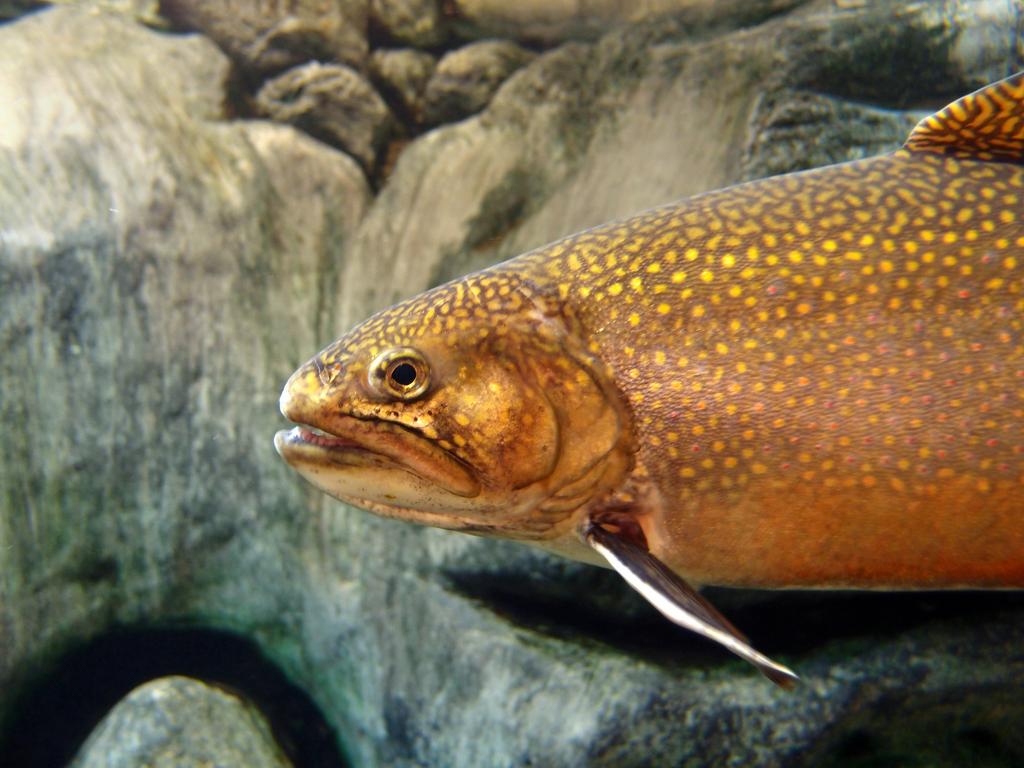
left=369, top=347, right=430, bottom=400
left=389, top=361, right=418, bottom=387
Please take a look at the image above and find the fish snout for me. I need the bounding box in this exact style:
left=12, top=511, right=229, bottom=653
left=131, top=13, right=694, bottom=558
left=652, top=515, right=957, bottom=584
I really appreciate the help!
left=278, top=356, right=335, bottom=422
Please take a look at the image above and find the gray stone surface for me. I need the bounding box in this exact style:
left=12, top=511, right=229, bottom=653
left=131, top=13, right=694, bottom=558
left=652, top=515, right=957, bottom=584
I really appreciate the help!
left=449, top=0, right=807, bottom=43
left=69, top=676, right=291, bottom=768
left=421, top=39, right=536, bottom=125
left=160, top=0, right=369, bottom=74
left=370, top=0, right=446, bottom=47
left=368, top=48, right=437, bottom=124
left=740, top=90, right=927, bottom=181
left=0, top=0, right=369, bottom=752
left=2, top=2, right=1024, bottom=768
left=50, top=0, right=163, bottom=24
left=255, top=61, right=395, bottom=173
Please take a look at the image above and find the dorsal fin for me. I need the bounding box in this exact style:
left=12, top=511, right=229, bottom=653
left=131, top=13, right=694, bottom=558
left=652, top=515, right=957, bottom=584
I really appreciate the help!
left=904, top=71, right=1024, bottom=162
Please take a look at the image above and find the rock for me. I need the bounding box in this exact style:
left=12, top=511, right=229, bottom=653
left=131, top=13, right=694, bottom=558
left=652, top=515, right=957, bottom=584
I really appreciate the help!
left=255, top=61, right=395, bottom=173
left=370, top=0, right=446, bottom=47
left=449, top=0, right=806, bottom=44
left=2, top=2, right=1024, bottom=768
left=421, top=39, right=535, bottom=125
left=50, top=0, right=165, bottom=25
left=368, top=48, right=437, bottom=123
left=69, top=677, right=291, bottom=768
left=740, top=90, right=926, bottom=181
left=159, top=0, right=369, bottom=75
left=0, top=0, right=368, bottom=754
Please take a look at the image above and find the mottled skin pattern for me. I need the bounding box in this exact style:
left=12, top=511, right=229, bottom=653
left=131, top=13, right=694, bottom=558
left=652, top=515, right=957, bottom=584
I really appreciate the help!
left=278, top=73, right=1024, bottom=592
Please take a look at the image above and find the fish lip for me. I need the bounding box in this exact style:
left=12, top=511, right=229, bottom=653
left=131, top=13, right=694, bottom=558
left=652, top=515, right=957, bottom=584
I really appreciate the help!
left=274, top=414, right=481, bottom=498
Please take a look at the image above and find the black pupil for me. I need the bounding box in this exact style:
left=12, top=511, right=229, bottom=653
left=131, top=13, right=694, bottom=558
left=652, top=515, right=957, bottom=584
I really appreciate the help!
left=390, top=362, right=418, bottom=388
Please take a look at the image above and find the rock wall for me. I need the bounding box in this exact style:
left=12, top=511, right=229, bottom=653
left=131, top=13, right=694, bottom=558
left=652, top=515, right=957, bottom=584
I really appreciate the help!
left=1, top=1, right=1023, bottom=766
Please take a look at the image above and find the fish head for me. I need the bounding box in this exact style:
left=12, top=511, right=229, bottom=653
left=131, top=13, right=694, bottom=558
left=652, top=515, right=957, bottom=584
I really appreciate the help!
left=275, top=271, right=633, bottom=540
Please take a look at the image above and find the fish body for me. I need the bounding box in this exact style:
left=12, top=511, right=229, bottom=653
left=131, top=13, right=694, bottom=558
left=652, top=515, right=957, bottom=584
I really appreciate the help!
left=276, top=74, right=1024, bottom=684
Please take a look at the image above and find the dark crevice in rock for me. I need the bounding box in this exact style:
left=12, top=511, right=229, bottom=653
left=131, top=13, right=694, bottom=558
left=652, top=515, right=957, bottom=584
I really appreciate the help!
left=803, top=19, right=964, bottom=109
left=0, top=1, right=45, bottom=24
left=0, top=627, right=346, bottom=768
left=803, top=688, right=1024, bottom=768
left=444, top=568, right=1024, bottom=667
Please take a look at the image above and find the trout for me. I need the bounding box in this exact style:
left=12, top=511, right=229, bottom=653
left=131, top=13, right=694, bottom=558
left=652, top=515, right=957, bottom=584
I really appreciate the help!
left=275, top=73, right=1024, bottom=686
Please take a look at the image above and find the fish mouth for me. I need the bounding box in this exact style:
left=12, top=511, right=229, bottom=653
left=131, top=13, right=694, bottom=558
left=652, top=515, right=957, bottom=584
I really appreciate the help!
left=274, top=415, right=481, bottom=499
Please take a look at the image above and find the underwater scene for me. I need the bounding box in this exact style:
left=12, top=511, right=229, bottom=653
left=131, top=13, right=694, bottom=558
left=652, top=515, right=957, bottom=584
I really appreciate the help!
left=1, top=0, right=1023, bottom=765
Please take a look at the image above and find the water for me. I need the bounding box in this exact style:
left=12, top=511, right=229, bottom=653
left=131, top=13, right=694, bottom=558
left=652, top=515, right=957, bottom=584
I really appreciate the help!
left=1, top=1, right=1023, bottom=766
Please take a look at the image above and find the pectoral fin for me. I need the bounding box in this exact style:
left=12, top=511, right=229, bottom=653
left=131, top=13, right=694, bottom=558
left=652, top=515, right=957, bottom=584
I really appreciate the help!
left=582, top=521, right=800, bottom=689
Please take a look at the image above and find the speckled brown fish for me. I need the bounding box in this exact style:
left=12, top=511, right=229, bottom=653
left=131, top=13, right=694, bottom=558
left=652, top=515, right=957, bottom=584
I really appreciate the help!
left=276, top=73, right=1024, bottom=687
